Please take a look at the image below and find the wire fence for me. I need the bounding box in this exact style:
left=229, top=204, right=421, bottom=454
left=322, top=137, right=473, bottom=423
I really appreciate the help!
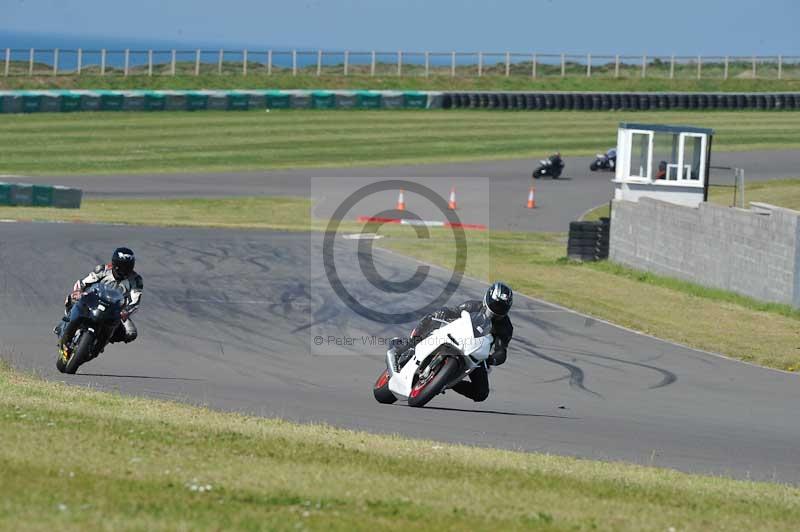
left=3, top=48, right=800, bottom=80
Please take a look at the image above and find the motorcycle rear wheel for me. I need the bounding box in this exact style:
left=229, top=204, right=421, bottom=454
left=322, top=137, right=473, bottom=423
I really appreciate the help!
left=64, top=331, right=94, bottom=375
left=373, top=369, right=398, bottom=404
left=407, top=356, right=460, bottom=408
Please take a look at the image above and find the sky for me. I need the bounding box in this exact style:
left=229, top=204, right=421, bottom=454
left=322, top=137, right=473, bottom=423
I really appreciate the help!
left=3, top=0, right=799, bottom=56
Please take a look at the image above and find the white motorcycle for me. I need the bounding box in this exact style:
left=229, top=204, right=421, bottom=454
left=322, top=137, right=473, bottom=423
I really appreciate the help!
left=373, top=310, right=493, bottom=408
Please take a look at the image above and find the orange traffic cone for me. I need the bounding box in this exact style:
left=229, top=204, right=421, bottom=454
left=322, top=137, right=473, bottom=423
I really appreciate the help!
left=448, top=187, right=457, bottom=210
left=396, top=189, right=406, bottom=211
left=527, top=185, right=536, bottom=209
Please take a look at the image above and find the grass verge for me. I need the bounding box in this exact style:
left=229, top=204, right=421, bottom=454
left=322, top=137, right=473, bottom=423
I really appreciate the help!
left=2, top=194, right=800, bottom=371
left=3, top=362, right=800, bottom=531
left=1, top=110, right=800, bottom=175
left=4, top=72, right=800, bottom=93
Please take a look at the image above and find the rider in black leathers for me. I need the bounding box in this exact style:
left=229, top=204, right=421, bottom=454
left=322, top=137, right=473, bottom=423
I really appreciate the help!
left=393, top=282, right=513, bottom=402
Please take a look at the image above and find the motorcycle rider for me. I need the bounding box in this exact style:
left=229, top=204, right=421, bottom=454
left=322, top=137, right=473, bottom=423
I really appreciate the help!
left=548, top=151, right=565, bottom=172
left=391, top=281, right=513, bottom=402
left=605, top=148, right=617, bottom=169
left=54, top=247, right=143, bottom=350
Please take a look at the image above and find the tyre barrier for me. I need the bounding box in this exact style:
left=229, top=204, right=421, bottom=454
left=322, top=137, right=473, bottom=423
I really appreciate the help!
left=567, top=218, right=610, bottom=262
left=441, top=92, right=800, bottom=111
left=2, top=90, right=798, bottom=113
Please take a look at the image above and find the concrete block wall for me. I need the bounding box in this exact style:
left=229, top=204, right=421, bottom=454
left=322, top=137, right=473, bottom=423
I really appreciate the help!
left=609, top=198, right=800, bottom=307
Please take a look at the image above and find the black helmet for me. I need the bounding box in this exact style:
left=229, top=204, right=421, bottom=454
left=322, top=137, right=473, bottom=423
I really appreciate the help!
left=111, top=247, right=135, bottom=280
left=483, top=281, right=513, bottom=318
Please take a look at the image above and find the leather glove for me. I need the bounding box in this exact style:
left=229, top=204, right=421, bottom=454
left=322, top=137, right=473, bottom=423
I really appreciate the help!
left=70, top=289, right=82, bottom=302
left=431, top=309, right=448, bottom=321
left=120, top=309, right=129, bottom=322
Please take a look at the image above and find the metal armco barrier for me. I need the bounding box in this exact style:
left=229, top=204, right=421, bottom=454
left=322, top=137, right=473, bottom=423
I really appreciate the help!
left=0, top=182, right=82, bottom=208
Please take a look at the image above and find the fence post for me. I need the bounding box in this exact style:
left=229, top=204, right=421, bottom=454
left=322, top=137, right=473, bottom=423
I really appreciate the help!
left=344, top=50, right=349, bottom=76
left=28, top=48, right=34, bottom=76
left=724, top=56, right=728, bottom=79
left=397, top=50, right=402, bottom=76
left=292, top=49, right=297, bottom=76
left=532, top=53, right=536, bottom=78
left=505, top=51, right=510, bottom=77
left=78, top=48, right=83, bottom=75
left=124, top=49, right=130, bottom=76
left=737, top=169, right=745, bottom=209
left=697, top=55, right=701, bottom=79
left=101, top=48, right=106, bottom=76
left=371, top=50, right=376, bottom=76
left=243, top=49, right=248, bottom=76
left=614, top=54, right=620, bottom=78
left=587, top=53, right=591, bottom=77
left=424, top=51, right=429, bottom=77
left=752, top=55, right=756, bottom=78
left=194, top=49, right=200, bottom=76
left=148, top=50, right=153, bottom=76
left=478, top=52, right=483, bottom=76
left=218, top=49, right=224, bottom=75
left=316, top=50, right=322, bottom=76
left=267, top=50, right=272, bottom=75
left=560, top=52, right=565, bottom=77
left=53, top=48, right=59, bottom=76
left=4, top=48, right=9, bottom=77
left=170, top=49, right=176, bottom=76
left=669, top=55, right=674, bottom=79
left=641, top=53, right=646, bottom=78
left=451, top=51, right=456, bottom=77
left=778, top=55, right=782, bottom=80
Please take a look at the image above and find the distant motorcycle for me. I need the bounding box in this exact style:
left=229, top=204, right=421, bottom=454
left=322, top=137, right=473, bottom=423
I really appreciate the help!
left=55, top=284, right=125, bottom=374
left=373, top=310, right=493, bottom=408
left=532, top=159, right=564, bottom=179
left=590, top=150, right=616, bottom=172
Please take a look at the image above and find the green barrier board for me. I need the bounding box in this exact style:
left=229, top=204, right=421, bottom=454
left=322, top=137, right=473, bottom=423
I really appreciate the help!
left=311, top=91, right=336, bottom=109
left=61, top=93, right=82, bottom=112
left=186, top=93, right=209, bottom=111
left=356, top=91, right=382, bottom=109
left=403, top=92, right=428, bottom=109
left=100, top=93, right=125, bottom=111
left=32, top=185, right=54, bottom=207
left=227, top=93, right=249, bottom=110
left=266, top=93, right=291, bottom=109
left=11, top=184, right=33, bottom=206
left=144, top=93, right=166, bottom=111
left=0, top=95, right=3, bottom=113
left=0, top=183, right=11, bottom=206
left=22, top=94, right=42, bottom=113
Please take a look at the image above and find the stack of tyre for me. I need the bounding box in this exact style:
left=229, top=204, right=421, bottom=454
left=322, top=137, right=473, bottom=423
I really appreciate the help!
left=567, top=218, right=610, bottom=261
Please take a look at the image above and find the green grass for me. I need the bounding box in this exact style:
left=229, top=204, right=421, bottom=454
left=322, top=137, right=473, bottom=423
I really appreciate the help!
left=4, top=71, right=800, bottom=92
left=2, top=110, right=800, bottom=175
left=583, top=178, right=800, bottom=222
left=3, top=362, right=800, bottom=531
left=3, top=194, right=800, bottom=371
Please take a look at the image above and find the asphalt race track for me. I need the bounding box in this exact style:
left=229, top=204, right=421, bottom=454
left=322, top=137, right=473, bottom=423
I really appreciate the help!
left=16, top=149, right=800, bottom=232
left=3, top=221, right=800, bottom=483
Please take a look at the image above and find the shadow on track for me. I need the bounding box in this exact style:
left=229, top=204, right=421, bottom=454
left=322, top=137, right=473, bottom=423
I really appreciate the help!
left=411, top=405, right=578, bottom=419
left=79, top=373, right=205, bottom=381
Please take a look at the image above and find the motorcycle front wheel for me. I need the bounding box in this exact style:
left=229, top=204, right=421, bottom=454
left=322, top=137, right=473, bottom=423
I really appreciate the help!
left=590, top=162, right=599, bottom=171
left=407, top=356, right=460, bottom=408
left=373, top=369, right=398, bottom=404
left=64, top=331, right=94, bottom=375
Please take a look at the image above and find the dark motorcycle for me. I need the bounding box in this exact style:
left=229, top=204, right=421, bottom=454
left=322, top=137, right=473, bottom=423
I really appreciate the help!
left=56, top=284, right=125, bottom=374
left=590, top=151, right=616, bottom=172
left=532, top=159, right=564, bottom=179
